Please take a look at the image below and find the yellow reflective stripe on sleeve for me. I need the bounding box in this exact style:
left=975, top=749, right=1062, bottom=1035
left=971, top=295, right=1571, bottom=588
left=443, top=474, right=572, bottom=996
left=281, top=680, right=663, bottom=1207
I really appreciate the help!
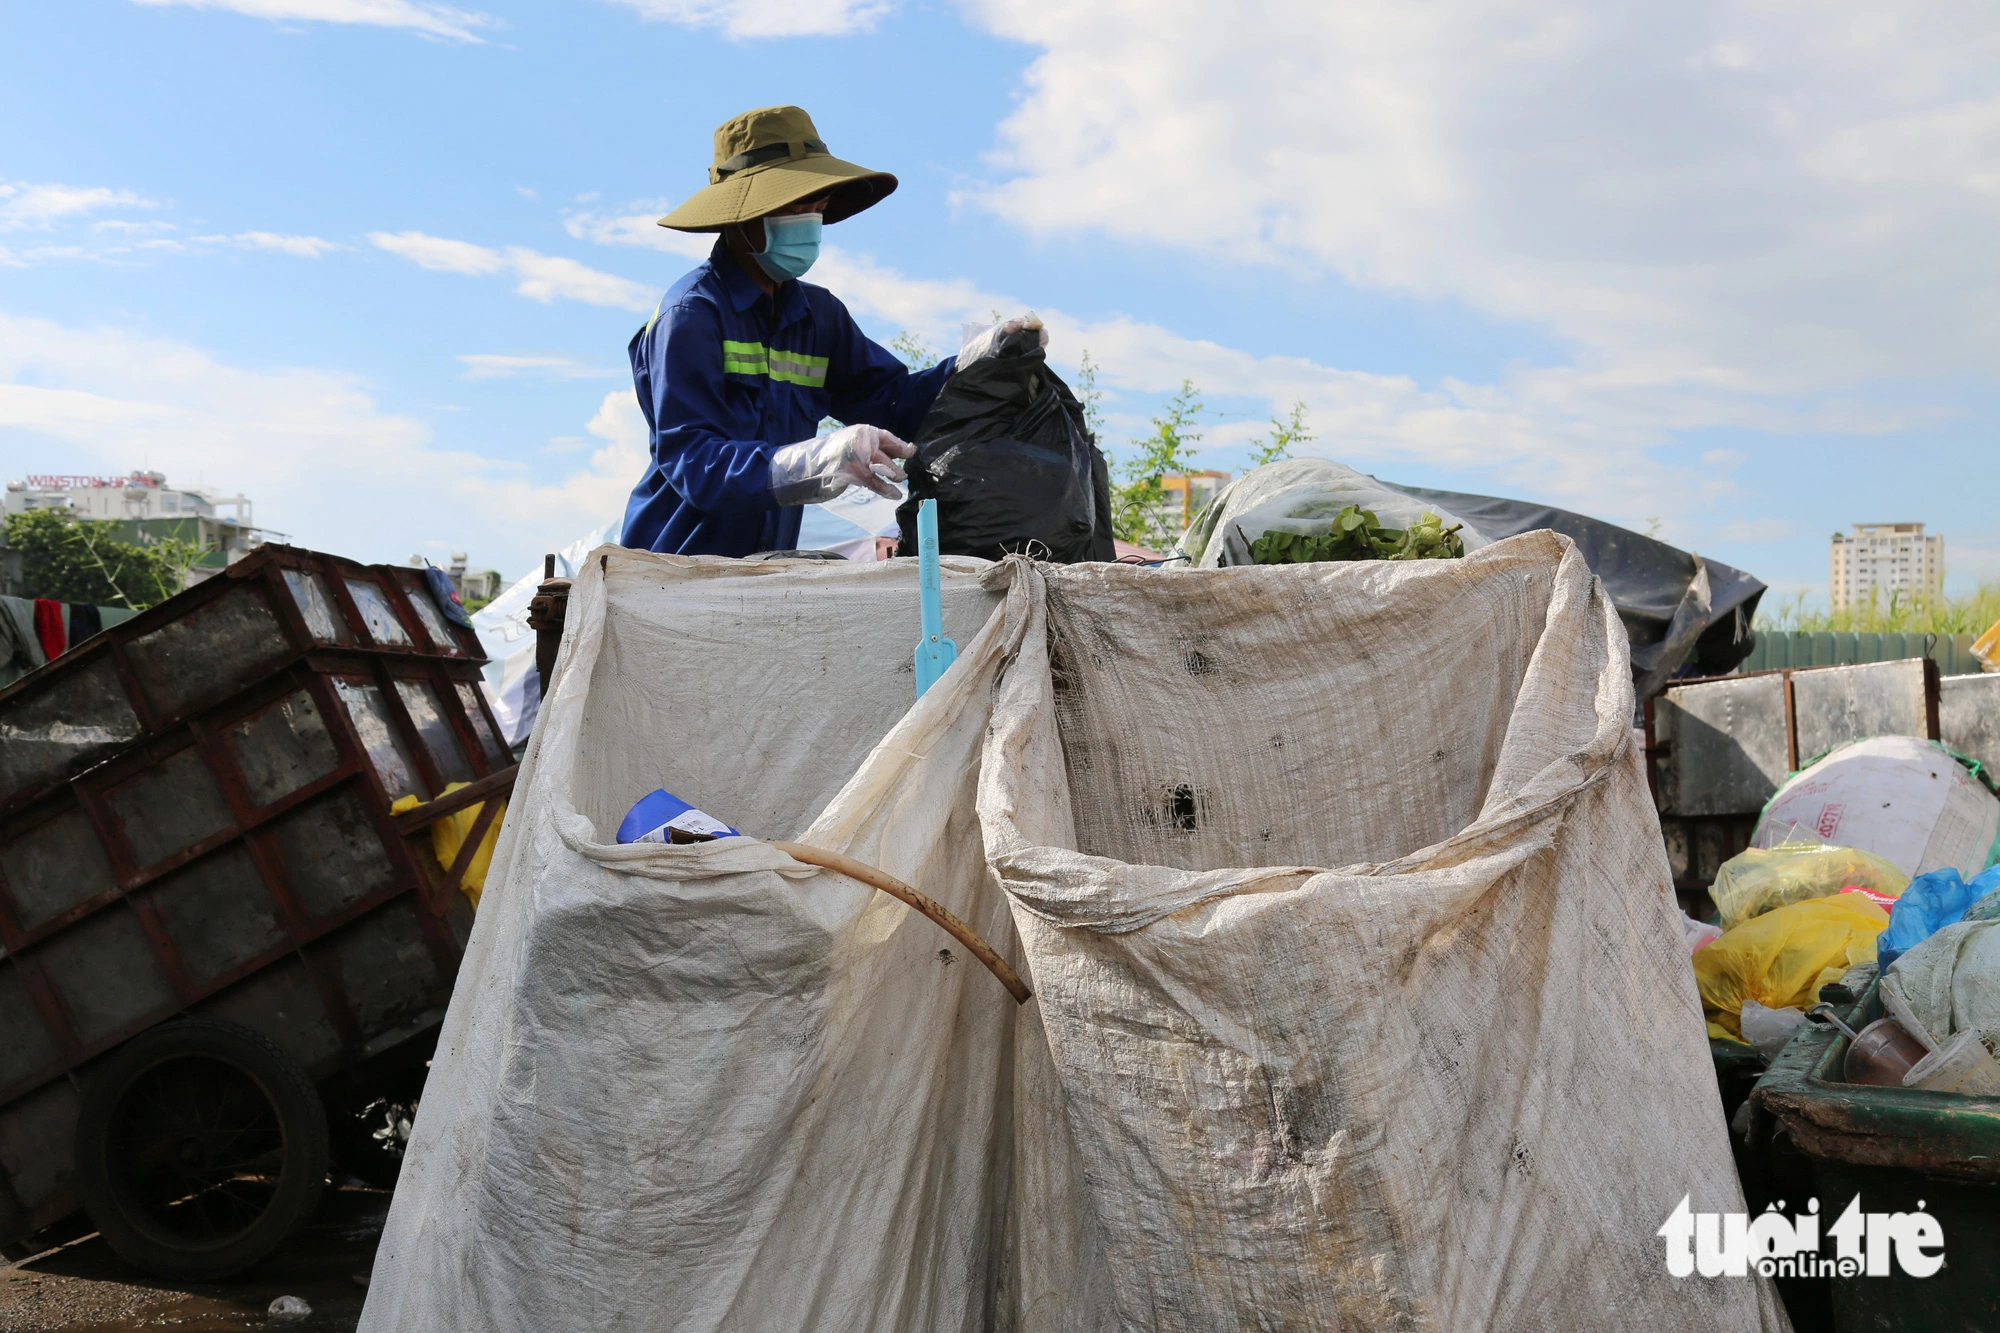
left=721, top=339, right=770, bottom=375
left=643, top=299, right=665, bottom=338
left=768, top=348, right=828, bottom=387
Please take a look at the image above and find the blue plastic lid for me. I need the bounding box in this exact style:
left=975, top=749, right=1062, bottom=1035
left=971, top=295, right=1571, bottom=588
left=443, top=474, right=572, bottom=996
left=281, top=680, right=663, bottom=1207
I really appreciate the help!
left=616, top=789, right=740, bottom=844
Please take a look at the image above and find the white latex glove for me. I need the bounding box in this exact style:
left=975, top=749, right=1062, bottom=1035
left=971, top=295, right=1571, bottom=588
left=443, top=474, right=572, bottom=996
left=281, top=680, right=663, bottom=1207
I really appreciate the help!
left=957, top=311, right=1049, bottom=365
left=767, top=423, right=915, bottom=506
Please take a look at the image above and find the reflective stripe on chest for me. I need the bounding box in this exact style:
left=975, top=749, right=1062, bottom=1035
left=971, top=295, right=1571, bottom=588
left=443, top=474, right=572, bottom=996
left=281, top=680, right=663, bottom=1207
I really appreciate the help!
left=721, top=339, right=828, bottom=387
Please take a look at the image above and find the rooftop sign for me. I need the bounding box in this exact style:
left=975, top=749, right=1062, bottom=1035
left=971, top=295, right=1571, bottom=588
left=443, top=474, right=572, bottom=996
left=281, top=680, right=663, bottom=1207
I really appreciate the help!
left=23, top=473, right=159, bottom=491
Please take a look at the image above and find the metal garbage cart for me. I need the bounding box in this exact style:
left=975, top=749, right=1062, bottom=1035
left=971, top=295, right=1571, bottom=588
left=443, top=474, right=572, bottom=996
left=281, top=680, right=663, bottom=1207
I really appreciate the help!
left=1749, top=979, right=2000, bottom=1333
left=0, top=544, right=516, bottom=1278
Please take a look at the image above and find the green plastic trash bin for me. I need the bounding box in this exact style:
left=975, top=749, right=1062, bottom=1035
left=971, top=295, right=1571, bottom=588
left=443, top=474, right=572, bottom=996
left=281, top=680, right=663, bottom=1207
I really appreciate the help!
left=1749, top=979, right=2000, bottom=1333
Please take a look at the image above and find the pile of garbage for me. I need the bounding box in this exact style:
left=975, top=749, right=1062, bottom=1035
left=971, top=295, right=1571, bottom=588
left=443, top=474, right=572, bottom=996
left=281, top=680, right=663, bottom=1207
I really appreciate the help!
left=1688, top=733, right=2000, bottom=1089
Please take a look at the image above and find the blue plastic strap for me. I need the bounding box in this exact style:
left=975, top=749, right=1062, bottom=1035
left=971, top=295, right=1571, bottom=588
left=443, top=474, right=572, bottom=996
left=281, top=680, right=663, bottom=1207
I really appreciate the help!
left=913, top=499, right=957, bottom=699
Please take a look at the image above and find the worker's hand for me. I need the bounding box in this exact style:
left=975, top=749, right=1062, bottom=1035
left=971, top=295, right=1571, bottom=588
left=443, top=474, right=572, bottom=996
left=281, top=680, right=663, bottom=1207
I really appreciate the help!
left=768, top=424, right=915, bottom=506
left=958, top=311, right=1047, bottom=365
left=999, top=313, right=1049, bottom=347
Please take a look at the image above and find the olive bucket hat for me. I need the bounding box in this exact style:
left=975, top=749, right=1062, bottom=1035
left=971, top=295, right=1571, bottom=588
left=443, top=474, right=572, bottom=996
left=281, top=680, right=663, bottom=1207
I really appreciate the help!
left=658, top=105, right=897, bottom=233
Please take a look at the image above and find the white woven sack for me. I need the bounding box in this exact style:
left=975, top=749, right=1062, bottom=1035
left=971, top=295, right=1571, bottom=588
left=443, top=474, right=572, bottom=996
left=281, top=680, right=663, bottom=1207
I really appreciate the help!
left=979, top=534, right=1786, bottom=1331
left=362, top=535, right=1785, bottom=1333
left=360, top=551, right=1020, bottom=1333
left=1755, top=736, right=2000, bottom=878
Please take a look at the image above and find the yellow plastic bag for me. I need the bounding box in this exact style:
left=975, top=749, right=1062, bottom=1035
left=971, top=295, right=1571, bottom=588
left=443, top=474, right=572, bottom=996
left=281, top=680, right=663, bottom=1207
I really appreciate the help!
left=1708, top=842, right=1908, bottom=931
left=1694, top=893, right=1890, bottom=1040
left=390, top=782, right=507, bottom=909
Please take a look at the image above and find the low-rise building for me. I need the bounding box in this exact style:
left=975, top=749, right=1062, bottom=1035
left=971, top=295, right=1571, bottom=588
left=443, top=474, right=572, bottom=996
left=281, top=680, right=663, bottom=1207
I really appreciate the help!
left=452, top=553, right=502, bottom=605
left=4, top=471, right=275, bottom=584
left=1158, top=470, right=1232, bottom=531
left=403, top=552, right=504, bottom=607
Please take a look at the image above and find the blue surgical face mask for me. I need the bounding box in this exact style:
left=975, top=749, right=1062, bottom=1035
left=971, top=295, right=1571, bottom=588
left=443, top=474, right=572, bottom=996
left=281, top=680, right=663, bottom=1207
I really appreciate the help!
left=752, top=212, right=822, bottom=283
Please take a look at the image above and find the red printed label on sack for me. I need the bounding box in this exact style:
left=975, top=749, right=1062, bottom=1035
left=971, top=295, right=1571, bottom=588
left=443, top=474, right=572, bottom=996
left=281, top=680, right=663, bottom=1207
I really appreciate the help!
left=1816, top=804, right=1845, bottom=839
left=1839, top=885, right=1898, bottom=912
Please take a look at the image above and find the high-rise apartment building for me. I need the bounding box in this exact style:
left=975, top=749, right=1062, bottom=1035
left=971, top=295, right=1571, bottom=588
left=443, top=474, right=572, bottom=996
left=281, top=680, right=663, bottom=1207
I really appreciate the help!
left=1829, top=522, right=1944, bottom=611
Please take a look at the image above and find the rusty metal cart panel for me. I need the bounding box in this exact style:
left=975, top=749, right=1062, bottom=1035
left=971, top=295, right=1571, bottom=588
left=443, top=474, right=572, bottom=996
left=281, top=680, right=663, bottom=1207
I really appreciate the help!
left=0, top=545, right=514, bottom=1250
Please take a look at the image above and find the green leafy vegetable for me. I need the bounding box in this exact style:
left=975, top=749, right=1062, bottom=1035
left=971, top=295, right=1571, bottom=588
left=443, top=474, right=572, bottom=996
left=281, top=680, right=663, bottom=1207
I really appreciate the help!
left=1248, top=505, right=1464, bottom=565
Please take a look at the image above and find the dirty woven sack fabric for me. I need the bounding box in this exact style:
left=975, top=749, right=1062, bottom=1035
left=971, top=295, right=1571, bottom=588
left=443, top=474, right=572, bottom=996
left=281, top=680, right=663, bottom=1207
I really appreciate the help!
left=978, top=534, right=1786, bottom=1331
left=359, top=549, right=1019, bottom=1333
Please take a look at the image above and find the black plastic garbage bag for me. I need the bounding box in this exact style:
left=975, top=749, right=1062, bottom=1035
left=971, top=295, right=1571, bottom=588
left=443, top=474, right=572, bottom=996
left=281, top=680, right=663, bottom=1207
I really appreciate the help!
left=895, top=329, right=1115, bottom=563
left=1388, top=483, right=1765, bottom=692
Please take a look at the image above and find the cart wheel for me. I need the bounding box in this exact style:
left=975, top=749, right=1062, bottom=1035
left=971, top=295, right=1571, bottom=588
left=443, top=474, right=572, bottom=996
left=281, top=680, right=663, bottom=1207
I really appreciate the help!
left=76, top=1020, right=328, bottom=1281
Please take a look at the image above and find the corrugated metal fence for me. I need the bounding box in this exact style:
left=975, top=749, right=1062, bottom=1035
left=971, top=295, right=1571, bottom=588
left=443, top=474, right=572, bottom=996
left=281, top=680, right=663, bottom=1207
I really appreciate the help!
left=1742, top=631, right=1987, bottom=677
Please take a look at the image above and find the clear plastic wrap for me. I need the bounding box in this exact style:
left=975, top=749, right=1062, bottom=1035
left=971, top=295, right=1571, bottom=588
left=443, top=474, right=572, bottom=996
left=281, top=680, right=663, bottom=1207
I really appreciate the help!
left=1708, top=842, right=1909, bottom=931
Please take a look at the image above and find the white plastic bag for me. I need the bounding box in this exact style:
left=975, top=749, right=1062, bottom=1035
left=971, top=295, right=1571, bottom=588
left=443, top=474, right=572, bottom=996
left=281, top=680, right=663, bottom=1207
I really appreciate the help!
left=1739, top=1000, right=1807, bottom=1059
left=1178, top=457, right=1488, bottom=566
left=1685, top=913, right=1725, bottom=952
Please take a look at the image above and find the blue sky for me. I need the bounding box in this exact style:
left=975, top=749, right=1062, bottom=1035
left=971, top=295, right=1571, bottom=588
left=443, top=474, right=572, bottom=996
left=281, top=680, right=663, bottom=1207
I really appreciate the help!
left=3, top=0, right=1996, bottom=603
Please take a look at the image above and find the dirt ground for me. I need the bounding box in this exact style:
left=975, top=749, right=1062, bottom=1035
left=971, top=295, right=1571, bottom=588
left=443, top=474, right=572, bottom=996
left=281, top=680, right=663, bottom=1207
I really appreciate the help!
left=0, top=1187, right=387, bottom=1333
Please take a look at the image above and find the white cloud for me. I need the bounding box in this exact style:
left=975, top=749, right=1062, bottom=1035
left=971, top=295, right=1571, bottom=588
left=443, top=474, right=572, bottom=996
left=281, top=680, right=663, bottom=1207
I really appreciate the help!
left=569, top=202, right=1921, bottom=541
left=810, top=248, right=999, bottom=336
left=965, top=0, right=2000, bottom=395
left=369, top=229, right=506, bottom=275
left=458, top=353, right=623, bottom=380
left=576, top=217, right=993, bottom=333
left=600, top=0, right=894, bottom=39
left=4, top=227, right=350, bottom=267
left=369, top=231, right=655, bottom=310
left=221, top=231, right=348, bottom=257
left=564, top=206, right=715, bottom=258
left=0, top=182, right=158, bottom=230
left=92, top=219, right=177, bottom=236
left=585, top=387, right=648, bottom=455
left=567, top=215, right=1767, bottom=529
left=800, top=247, right=1761, bottom=527
left=0, top=311, right=636, bottom=575
left=129, top=0, right=494, bottom=42
left=188, top=231, right=348, bottom=257
left=508, top=250, right=654, bottom=311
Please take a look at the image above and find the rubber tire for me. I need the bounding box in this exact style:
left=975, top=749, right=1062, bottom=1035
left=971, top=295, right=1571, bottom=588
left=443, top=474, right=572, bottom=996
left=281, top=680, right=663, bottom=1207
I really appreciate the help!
left=76, top=1019, right=328, bottom=1281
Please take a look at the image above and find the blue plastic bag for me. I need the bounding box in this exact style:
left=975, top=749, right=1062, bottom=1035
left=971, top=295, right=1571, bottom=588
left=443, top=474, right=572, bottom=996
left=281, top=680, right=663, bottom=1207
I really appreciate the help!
left=423, top=561, right=476, bottom=628
left=1878, top=865, right=2000, bottom=970
left=616, top=789, right=740, bottom=844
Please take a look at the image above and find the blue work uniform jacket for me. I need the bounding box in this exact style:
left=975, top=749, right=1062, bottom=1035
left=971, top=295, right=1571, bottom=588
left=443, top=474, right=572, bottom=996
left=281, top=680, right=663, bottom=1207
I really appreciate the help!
left=622, top=238, right=955, bottom=557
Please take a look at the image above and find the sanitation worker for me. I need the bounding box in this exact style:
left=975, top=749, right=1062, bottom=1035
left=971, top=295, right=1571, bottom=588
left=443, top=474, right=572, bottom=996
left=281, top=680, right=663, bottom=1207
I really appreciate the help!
left=622, top=104, right=1040, bottom=557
